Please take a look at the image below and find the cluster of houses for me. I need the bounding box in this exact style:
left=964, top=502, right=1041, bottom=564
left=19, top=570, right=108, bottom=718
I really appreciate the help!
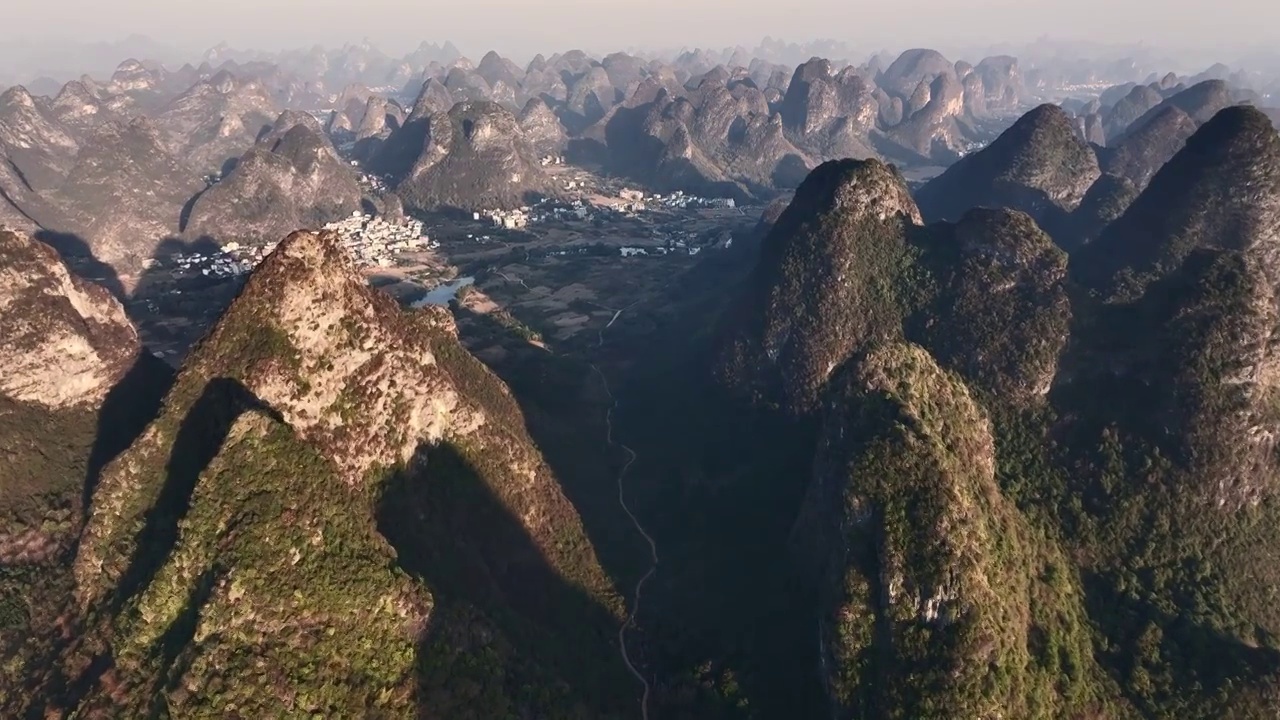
left=475, top=199, right=600, bottom=230
left=145, top=211, right=438, bottom=280
left=349, top=168, right=392, bottom=194
left=152, top=247, right=260, bottom=279
left=613, top=188, right=736, bottom=213
left=322, top=211, right=438, bottom=267
left=476, top=208, right=532, bottom=230
left=618, top=244, right=702, bottom=258
left=652, top=190, right=736, bottom=210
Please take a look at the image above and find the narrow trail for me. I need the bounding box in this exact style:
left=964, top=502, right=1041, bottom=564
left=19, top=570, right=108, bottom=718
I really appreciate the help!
left=593, top=304, right=657, bottom=720
left=596, top=300, right=641, bottom=348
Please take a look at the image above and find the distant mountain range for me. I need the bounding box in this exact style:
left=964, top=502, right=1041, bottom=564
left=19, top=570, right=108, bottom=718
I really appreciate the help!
left=6, top=35, right=1280, bottom=718
left=710, top=105, right=1280, bottom=716
left=1, top=40, right=1277, bottom=281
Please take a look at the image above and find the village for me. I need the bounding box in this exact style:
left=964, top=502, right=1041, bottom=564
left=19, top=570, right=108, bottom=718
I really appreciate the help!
left=135, top=177, right=751, bottom=341
left=149, top=212, right=437, bottom=281
left=321, top=211, right=438, bottom=265
left=475, top=187, right=739, bottom=230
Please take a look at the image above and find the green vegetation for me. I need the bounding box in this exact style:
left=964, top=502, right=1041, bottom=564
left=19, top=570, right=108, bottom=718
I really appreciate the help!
left=714, top=159, right=924, bottom=414
left=915, top=104, right=1099, bottom=227
left=1048, top=244, right=1280, bottom=715
left=0, top=397, right=96, bottom=545
left=806, top=345, right=1119, bottom=719
left=909, top=209, right=1070, bottom=403
left=99, top=413, right=424, bottom=718
left=697, top=123, right=1280, bottom=716
left=8, top=231, right=631, bottom=718
left=717, top=163, right=1071, bottom=416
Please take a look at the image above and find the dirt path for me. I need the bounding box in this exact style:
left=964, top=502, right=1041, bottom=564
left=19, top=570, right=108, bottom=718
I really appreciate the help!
left=593, top=304, right=657, bottom=720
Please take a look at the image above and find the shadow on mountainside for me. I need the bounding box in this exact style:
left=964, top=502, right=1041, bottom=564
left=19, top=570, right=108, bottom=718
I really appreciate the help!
left=607, top=328, right=827, bottom=718
left=111, top=377, right=281, bottom=612
left=35, top=230, right=127, bottom=301
left=4, top=378, right=276, bottom=718
left=447, top=304, right=648, bottom=606
left=33, top=233, right=247, bottom=525
left=376, top=441, right=635, bottom=718
left=447, top=281, right=826, bottom=716
left=127, top=236, right=245, bottom=363
left=80, top=353, right=174, bottom=527
left=35, top=229, right=243, bottom=364
left=1080, top=568, right=1280, bottom=711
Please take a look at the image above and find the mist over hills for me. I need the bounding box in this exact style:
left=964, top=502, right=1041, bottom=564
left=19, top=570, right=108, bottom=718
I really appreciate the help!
left=1, top=37, right=1275, bottom=270
left=7, top=30, right=1280, bottom=720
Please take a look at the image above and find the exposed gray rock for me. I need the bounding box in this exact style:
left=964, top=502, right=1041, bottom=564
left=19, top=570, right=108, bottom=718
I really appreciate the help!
left=185, top=119, right=362, bottom=245
left=50, top=117, right=202, bottom=269
left=395, top=100, right=553, bottom=211
left=153, top=70, right=280, bottom=175
left=518, top=97, right=568, bottom=155
left=0, top=229, right=139, bottom=409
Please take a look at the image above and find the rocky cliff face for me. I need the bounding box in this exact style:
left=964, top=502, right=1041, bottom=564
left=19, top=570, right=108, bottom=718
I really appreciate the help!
left=623, top=80, right=813, bottom=199
left=184, top=117, right=362, bottom=244
left=877, top=49, right=958, bottom=103
left=29, top=231, right=628, bottom=718
left=716, top=158, right=1074, bottom=414
left=1066, top=108, right=1280, bottom=499
left=0, top=229, right=137, bottom=410
left=48, top=80, right=120, bottom=139
left=779, top=59, right=879, bottom=159
left=52, top=117, right=203, bottom=268
left=795, top=344, right=1108, bottom=719
left=0, top=86, right=79, bottom=193
left=564, top=65, right=618, bottom=130
left=972, top=55, right=1024, bottom=114
left=153, top=70, right=280, bottom=175
left=0, top=87, right=204, bottom=272
left=915, top=104, right=1100, bottom=233
left=406, top=78, right=455, bottom=122
left=0, top=229, right=164, bottom=604
left=393, top=100, right=553, bottom=211
left=0, top=88, right=73, bottom=232
left=881, top=70, right=968, bottom=161
left=518, top=96, right=568, bottom=155
left=706, top=98, right=1280, bottom=720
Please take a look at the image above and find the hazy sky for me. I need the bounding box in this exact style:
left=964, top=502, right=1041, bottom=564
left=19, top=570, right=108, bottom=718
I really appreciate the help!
left=7, top=0, right=1279, bottom=60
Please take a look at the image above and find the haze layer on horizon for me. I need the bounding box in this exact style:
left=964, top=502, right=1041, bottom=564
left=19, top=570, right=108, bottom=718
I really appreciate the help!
left=7, top=0, right=1278, bottom=61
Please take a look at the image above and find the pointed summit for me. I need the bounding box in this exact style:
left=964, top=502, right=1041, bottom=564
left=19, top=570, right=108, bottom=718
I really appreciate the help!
left=1073, top=104, right=1280, bottom=297
left=55, top=231, right=630, bottom=717
left=184, top=121, right=361, bottom=245
left=1050, top=106, right=1280, bottom=709
left=714, top=159, right=922, bottom=414
left=1100, top=104, right=1198, bottom=190
left=915, top=104, right=1100, bottom=231
left=407, top=77, right=455, bottom=122
left=394, top=100, right=552, bottom=211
